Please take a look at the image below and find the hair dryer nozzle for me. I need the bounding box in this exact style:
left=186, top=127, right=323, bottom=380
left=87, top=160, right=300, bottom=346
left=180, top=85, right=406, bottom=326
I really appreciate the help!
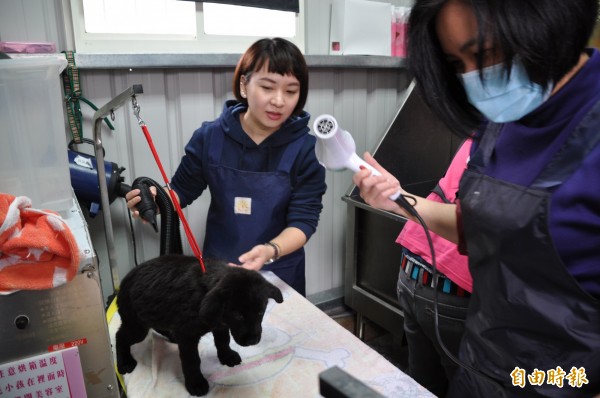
left=313, top=114, right=339, bottom=138
left=313, top=114, right=402, bottom=202
left=313, top=114, right=379, bottom=175
left=132, top=180, right=158, bottom=233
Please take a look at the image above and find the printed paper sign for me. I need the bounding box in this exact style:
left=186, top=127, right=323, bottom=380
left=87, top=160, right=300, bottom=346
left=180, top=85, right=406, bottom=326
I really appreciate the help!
left=0, top=347, right=86, bottom=398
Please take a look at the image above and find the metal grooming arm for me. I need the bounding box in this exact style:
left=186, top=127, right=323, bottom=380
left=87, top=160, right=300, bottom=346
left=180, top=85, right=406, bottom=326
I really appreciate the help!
left=92, top=84, right=143, bottom=292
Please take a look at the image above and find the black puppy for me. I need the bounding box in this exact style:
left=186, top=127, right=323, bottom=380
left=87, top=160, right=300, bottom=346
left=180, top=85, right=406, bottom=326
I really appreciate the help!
left=115, top=254, right=284, bottom=396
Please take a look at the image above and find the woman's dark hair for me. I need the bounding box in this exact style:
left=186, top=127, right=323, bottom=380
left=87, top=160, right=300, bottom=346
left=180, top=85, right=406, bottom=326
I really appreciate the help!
left=408, top=0, right=600, bottom=137
left=233, top=37, right=309, bottom=116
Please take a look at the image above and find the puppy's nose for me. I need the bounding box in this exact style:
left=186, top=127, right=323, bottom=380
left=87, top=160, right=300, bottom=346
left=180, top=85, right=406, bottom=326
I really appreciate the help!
left=235, top=327, right=262, bottom=346
left=244, top=335, right=261, bottom=346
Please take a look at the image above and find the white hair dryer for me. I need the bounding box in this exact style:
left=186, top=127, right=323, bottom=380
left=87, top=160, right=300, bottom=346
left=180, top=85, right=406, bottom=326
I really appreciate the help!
left=313, top=114, right=400, bottom=201
left=313, top=114, right=380, bottom=175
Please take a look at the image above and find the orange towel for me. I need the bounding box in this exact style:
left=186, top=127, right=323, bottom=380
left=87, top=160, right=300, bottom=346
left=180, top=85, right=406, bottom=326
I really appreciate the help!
left=0, top=193, right=80, bottom=293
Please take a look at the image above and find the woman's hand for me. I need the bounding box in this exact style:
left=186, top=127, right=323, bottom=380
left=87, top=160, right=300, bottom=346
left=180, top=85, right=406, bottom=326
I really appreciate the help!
left=353, top=152, right=404, bottom=213
left=125, top=186, right=157, bottom=221
left=231, top=244, right=275, bottom=271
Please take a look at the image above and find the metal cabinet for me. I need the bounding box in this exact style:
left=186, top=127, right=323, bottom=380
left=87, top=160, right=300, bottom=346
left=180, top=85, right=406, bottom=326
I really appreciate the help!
left=343, top=82, right=462, bottom=339
left=0, top=198, right=119, bottom=398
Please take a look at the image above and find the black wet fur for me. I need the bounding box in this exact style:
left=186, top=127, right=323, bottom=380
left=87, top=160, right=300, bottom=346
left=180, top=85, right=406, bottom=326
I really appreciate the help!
left=115, top=254, right=284, bottom=396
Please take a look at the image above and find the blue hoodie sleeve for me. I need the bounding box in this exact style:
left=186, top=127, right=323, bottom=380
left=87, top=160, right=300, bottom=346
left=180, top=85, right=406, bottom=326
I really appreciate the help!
left=287, top=134, right=327, bottom=240
left=170, top=123, right=211, bottom=208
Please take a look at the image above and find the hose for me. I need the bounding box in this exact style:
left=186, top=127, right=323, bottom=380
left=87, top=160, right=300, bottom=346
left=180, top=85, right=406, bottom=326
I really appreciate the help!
left=120, top=177, right=183, bottom=256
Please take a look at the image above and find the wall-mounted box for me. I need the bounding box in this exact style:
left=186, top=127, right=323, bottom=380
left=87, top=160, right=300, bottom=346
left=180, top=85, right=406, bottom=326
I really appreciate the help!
left=329, top=0, right=392, bottom=56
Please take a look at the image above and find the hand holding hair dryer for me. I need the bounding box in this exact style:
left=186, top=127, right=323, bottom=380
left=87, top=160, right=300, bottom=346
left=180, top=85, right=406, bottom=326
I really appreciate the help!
left=313, top=114, right=400, bottom=201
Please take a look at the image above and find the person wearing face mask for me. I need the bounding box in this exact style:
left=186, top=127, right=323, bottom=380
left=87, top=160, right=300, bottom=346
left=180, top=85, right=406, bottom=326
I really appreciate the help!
left=353, top=1, right=600, bottom=397
left=126, top=38, right=326, bottom=296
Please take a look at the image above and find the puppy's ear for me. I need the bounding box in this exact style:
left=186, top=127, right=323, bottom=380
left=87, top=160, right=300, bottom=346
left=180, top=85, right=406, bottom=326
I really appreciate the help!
left=266, top=283, right=283, bottom=303
left=199, top=288, right=225, bottom=321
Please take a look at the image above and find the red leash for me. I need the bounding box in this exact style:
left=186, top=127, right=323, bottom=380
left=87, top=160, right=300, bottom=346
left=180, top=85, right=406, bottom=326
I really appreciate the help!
left=132, top=98, right=206, bottom=272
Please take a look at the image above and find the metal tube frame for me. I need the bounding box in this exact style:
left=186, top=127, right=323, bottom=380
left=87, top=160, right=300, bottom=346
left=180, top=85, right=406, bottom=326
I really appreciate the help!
left=92, top=84, right=143, bottom=292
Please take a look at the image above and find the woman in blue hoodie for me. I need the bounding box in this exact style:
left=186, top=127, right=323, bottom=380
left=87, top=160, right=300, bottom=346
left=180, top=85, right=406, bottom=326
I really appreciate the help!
left=127, top=38, right=326, bottom=296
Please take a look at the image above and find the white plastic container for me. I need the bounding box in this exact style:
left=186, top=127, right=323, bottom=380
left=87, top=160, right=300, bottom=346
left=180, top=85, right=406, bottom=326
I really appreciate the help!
left=0, top=56, right=72, bottom=215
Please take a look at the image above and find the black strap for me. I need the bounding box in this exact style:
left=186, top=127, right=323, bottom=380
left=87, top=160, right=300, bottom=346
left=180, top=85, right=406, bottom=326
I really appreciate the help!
left=431, top=138, right=470, bottom=203
left=431, top=183, right=451, bottom=203
left=467, top=122, right=503, bottom=172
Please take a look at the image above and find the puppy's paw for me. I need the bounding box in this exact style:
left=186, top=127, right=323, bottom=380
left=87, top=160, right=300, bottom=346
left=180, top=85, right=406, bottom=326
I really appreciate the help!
left=185, top=376, right=209, bottom=397
left=116, top=358, right=137, bottom=374
left=217, top=348, right=242, bottom=367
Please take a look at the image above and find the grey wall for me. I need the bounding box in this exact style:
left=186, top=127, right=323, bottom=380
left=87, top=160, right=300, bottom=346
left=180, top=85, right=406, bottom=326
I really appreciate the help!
left=1, top=0, right=414, bottom=301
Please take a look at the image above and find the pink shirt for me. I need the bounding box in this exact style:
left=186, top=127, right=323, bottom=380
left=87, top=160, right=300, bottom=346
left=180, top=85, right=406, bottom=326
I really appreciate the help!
left=396, top=139, right=473, bottom=292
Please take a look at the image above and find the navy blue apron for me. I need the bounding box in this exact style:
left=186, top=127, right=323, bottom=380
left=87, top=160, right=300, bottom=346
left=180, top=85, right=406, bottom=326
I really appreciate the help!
left=202, top=129, right=307, bottom=295
left=449, top=101, right=600, bottom=397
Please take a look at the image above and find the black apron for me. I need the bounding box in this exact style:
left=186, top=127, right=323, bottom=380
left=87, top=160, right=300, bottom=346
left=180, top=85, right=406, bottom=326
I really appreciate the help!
left=203, top=129, right=307, bottom=295
left=449, top=102, right=600, bottom=397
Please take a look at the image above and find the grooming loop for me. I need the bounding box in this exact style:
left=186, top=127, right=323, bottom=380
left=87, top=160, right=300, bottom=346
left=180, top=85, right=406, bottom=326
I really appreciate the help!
left=131, top=97, right=206, bottom=272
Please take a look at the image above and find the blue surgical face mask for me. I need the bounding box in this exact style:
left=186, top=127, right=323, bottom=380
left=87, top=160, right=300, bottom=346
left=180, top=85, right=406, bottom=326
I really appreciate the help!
left=459, top=60, right=553, bottom=123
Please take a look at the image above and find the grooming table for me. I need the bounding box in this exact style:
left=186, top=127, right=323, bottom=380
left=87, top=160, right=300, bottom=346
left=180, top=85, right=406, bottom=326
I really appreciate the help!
left=108, top=272, right=434, bottom=398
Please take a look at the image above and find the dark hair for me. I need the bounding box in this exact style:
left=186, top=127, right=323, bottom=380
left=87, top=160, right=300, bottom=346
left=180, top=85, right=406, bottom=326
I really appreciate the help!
left=233, top=37, right=309, bottom=116
left=407, top=0, right=600, bottom=137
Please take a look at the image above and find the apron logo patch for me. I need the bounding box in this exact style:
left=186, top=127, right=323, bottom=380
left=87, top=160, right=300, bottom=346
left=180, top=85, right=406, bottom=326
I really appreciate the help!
left=234, top=197, right=252, bottom=215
